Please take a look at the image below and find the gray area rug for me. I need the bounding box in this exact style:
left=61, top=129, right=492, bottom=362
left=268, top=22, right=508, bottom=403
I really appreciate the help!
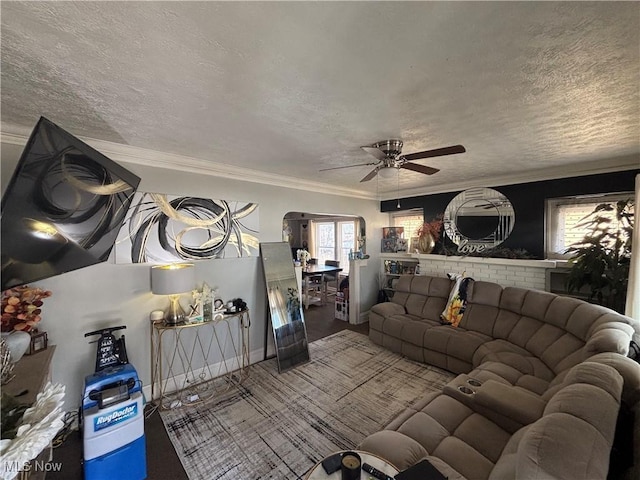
left=161, top=330, right=454, bottom=479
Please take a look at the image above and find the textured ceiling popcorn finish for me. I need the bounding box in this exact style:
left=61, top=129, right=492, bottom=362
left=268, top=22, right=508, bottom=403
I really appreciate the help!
left=1, top=2, right=638, bottom=198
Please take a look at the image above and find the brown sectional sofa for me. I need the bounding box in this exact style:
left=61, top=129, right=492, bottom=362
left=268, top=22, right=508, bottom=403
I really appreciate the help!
left=361, top=274, right=640, bottom=479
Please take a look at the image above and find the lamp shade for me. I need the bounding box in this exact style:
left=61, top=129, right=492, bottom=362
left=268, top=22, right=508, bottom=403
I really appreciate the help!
left=378, top=167, right=398, bottom=179
left=151, top=263, right=196, bottom=295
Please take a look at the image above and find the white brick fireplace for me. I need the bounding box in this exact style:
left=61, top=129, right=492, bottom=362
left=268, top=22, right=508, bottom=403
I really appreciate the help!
left=411, top=254, right=567, bottom=292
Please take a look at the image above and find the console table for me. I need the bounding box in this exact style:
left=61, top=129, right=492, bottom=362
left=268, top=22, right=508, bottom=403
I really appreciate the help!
left=150, top=310, right=250, bottom=410
left=4, top=345, right=56, bottom=404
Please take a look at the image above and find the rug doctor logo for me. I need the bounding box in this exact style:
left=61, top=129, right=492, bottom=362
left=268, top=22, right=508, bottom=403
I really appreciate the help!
left=94, top=403, right=138, bottom=431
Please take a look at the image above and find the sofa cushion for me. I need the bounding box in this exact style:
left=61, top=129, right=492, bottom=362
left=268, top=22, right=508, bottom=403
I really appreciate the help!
left=366, top=393, right=512, bottom=480
left=432, top=436, right=495, bottom=480
left=370, top=301, right=406, bottom=322
left=537, top=332, right=585, bottom=374
left=400, top=317, right=441, bottom=345
left=458, top=303, right=501, bottom=336
left=473, top=339, right=555, bottom=381
left=469, top=361, right=551, bottom=395
left=543, top=360, right=624, bottom=402
left=391, top=276, right=451, bottom=320
left=398, top=317, right=441, bottom=362
left=465, top=280, right=503, bottom=308
left=440, top=412, right=511, bottom=464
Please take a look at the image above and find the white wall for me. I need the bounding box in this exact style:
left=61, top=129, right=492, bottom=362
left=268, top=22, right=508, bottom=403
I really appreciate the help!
left=1, top=145, right=388, bottom=410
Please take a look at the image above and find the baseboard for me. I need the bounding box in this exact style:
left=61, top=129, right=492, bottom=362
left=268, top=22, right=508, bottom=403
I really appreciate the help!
left=351, top=310, right=369, bottom=325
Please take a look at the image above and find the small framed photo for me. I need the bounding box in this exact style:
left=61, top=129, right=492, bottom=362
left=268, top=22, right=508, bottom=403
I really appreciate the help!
left=27, top=330, right=48, bottom=355
left=382, top=227, right=404, bottom=239
left=395, top=238, right=408, bottom=252
left=381, top=238, right=396, bottom=253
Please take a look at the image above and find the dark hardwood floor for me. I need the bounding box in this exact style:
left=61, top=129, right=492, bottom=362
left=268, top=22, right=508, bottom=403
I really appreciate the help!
left=48, top=301, right=367, bottom=480
left=303, top=300, right=369, bottom=342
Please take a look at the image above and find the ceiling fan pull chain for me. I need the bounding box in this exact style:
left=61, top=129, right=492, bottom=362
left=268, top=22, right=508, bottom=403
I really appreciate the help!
left=396, top=168, right=401, bottom=209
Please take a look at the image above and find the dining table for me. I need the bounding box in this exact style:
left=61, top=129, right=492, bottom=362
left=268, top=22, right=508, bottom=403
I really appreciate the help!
left=301, top=264, right=343, bottom=309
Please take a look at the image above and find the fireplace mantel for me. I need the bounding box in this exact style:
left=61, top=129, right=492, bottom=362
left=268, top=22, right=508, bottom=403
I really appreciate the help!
left=380, top=253, right=569, bottom=291
left=411, top=253, right=561, bottom=269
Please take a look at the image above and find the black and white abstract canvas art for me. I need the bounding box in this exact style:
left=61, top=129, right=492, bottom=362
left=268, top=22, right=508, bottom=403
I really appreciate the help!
left=115, top=192, right=259, bottom=264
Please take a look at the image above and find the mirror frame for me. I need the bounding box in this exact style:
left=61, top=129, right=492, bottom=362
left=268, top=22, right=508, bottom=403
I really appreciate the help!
left=443, top=187, right=515, bottom=254
left=260, top=242, right=310, bottom=372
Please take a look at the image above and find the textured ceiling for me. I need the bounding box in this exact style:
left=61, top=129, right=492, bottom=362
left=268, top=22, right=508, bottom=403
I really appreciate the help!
left=1, top=1, right=638, bottom=199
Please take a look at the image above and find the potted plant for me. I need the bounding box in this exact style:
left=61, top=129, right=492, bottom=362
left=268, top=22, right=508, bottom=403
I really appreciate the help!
left=565, top=198, right=634, bottom=314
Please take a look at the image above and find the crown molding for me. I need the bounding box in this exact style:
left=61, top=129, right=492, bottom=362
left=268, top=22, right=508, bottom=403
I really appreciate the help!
left=3, top=129, right=635, bottom=203
left=0, top=131, right=377, bottom=201
left=379, top=154, right=640, bottom=201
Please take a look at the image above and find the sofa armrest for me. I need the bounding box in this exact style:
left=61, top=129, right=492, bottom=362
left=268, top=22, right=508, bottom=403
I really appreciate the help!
left=587, top=352, right=640, bottom=407
left=585, top=326, right=633, bottom=356
left=474, top=380, right=546, bottom=426
left=358, top=430, right=427, bottom=472
left=370, top=301, right=406, bottom=318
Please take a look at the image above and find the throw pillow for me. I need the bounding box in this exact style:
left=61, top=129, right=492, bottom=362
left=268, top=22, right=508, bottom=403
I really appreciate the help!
left=440, top=272, right=473, bottom=327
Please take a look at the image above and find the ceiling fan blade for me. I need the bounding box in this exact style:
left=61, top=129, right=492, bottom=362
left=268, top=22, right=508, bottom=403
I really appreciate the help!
left=400, top=162, right=440, bottom=175
left=360, top=167, right=380, bottom=182
left=319, top=161, right=378, bottom=172
left=403, top=144, right=466, bottom=161
left=360, top=146, right=388, bottom=161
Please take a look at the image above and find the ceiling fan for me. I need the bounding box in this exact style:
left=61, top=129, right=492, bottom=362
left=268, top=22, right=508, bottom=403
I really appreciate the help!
left=321, top=140, right=466, bottom=182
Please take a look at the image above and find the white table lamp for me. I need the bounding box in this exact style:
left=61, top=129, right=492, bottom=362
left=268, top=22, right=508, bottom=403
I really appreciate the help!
left=151, top=263, right=196, bottom=325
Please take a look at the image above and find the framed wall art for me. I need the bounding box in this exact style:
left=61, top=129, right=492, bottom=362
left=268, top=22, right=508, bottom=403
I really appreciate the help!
left=116, top=192, right=259, bottom=264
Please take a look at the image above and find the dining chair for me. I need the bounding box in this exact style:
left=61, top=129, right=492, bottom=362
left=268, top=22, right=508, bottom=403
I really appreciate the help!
left=323, top=260, right=340, bottom=297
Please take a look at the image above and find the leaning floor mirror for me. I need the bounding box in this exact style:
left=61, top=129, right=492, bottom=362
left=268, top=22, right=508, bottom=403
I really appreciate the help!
left=260, top=242, right=310, bottom=372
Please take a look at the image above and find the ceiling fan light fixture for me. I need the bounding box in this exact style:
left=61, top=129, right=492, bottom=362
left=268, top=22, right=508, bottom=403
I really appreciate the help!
left=378, top=167, right=398, bottom=179
left=326, top=139, right=465, bottom=183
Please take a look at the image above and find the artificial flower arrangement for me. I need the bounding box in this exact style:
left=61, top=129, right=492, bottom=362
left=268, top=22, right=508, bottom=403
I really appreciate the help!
left=0, top=382, right=66, bottom=480
left=1, top=286, right=52, bottom=333
left=417, top=216, right=444, bottom=242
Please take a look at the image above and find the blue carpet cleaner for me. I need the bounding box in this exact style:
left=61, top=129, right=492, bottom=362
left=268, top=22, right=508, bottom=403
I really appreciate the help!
left=81, top=326, right=146, bottom=480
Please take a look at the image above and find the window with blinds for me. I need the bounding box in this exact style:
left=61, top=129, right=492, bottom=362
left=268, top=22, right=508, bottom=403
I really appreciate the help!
left=545, top=193, right=633, bottom=259
left=390, top=210, right=424, bottom=239
left=313, top=220, right=356, bottom=273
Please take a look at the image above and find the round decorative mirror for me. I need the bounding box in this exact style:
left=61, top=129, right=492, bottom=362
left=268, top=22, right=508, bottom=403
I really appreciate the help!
left=444, top=187, right=515, bottom=254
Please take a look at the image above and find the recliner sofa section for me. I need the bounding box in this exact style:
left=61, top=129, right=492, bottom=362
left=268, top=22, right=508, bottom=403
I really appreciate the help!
left=360, top=362, right=624, bottom=479
left=363, top=274, right=640, bottom=478
left=368, top=275, right=640, bottom=403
